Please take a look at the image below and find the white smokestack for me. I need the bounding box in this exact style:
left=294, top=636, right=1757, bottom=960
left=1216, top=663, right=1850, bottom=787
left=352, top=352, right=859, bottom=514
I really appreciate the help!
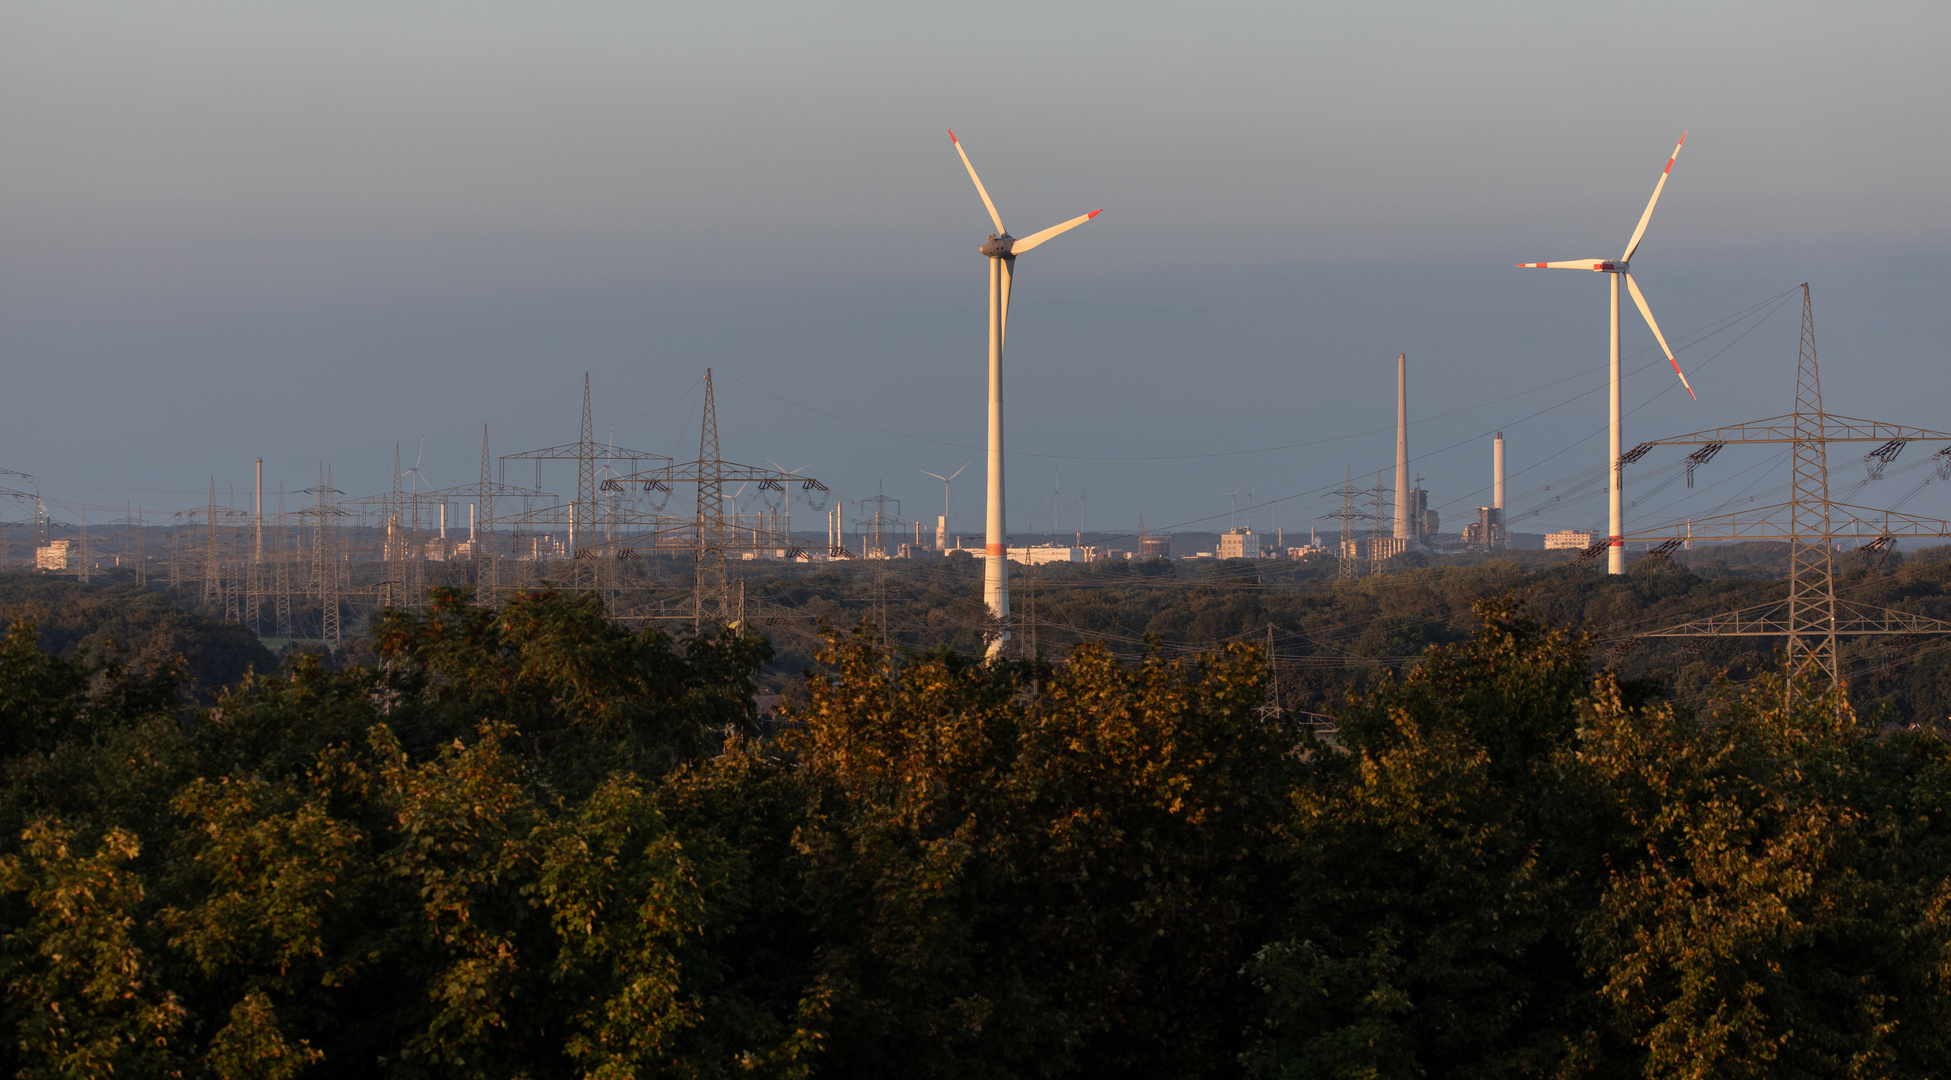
left=1493, top=432, right=1506, bottom=510
left=1394, top=354, right=1411, bottom=541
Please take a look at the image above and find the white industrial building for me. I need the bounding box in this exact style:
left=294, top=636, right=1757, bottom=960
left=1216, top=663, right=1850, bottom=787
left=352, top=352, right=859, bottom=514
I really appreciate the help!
left=1218, top=527, right=1260, bottom=559
left=1009, top=544, right=1086, bottom=565
left=35, top=540, right=74, bottom=571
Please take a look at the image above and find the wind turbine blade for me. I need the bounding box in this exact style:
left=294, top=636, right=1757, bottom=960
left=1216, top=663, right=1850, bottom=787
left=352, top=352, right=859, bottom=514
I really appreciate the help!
left=949, top=462, right=969, bottom=481
left=948, top=129, right=1005, bottom=235
left=1625, top=272, right=1696, bottom=401
left=1622, top=131, right=1686, bottom=262
left=1009, top=209, right=1103, bottom=255
left=921, top=471, right=947, bottom=483
left=1516, top=259, right=1616, bottom=270
left=999, top=254, right=1014, bottom=347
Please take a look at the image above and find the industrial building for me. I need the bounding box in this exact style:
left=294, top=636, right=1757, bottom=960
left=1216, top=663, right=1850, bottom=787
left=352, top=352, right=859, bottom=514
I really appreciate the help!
left=35, top=539, right=74, bottom=571
left=1218, top=527, right=1260, bottom=559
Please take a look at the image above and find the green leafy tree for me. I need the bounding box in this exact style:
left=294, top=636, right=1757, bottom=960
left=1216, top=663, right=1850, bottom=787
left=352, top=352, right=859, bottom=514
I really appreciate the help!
left=782, top=630, right=1298, bottom=1078
left=0, top=822, right=188, bottom=1080
left=1575, top=676, right=1951, bottom=1078
left=1247, top=599, right=1607, bottom=1080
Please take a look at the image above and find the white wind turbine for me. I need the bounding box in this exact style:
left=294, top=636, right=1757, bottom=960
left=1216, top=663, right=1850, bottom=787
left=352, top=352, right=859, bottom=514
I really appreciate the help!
left=1519, top=131, right=1697, bottom=575
left=949, top=129, right=1102, bottom=656
left=921, top=461, right=969, bottom=548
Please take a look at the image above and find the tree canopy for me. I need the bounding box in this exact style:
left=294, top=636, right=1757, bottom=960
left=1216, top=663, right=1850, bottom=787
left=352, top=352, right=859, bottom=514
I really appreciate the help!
left=3, top=583, right=1950, bottom=1078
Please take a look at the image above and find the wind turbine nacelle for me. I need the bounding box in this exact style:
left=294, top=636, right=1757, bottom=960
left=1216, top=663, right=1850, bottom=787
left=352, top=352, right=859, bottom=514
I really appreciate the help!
left=979, top=234, right=1016, bottom=258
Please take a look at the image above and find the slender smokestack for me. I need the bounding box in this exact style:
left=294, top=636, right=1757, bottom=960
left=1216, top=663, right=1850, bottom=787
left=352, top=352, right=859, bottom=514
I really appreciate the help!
left=1393, top=354, right=1411, bottom=540
left=1493, top=432, right=1506, bottom=510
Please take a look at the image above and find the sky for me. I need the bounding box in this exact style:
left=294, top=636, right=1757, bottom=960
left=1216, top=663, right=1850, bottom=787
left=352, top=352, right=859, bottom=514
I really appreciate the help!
left=3, top=1, right=1948, bottom=543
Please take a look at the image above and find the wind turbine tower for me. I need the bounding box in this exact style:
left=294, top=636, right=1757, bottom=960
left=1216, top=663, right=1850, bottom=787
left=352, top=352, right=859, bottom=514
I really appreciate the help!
left=1519, top=132, right=1697, bottom=573
left=949, top=129, right=1102, bottom=657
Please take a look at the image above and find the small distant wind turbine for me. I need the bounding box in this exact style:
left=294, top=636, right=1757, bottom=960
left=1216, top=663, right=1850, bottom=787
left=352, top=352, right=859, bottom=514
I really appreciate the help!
left=921, top=462, right=969, bottom=532
left=1217, top=488, right=1252, bottom=529
left=401, top=434, right=436, bottom=495
left=950, top=129, right=1102, bottom=656
left=1519, top=131, right=1696, bottom=575
left=766, top=457, right=817, bottom=477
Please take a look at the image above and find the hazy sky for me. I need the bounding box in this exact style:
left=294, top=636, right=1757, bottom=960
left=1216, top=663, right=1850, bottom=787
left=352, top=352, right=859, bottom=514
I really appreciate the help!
left=4, top=2, right=1948, bottom=541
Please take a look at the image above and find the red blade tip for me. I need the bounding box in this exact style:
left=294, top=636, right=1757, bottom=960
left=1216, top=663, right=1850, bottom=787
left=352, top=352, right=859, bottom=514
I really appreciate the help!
left=1087, top=209, right=1103, bottom=219
left=948, top=129, right=957, bottom=143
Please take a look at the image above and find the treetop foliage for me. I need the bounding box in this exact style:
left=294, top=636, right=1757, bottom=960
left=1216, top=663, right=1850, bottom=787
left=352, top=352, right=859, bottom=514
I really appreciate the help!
left=2, top=585, right=1950, bottom=1078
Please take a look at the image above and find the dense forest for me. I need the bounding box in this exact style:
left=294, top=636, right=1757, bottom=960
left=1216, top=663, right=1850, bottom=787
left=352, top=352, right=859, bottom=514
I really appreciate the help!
left=729, top=543, right=1951, bottom=728
left=4, top=557, right=1951, bottom=1077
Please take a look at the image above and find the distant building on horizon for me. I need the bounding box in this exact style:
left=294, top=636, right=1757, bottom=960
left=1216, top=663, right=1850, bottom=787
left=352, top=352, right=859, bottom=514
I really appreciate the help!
left=1218, top=527, right=1260, bottom=560
left=1545, top=529, right=1593, bottom=551
left=1370, top=536, right=1409, bottom=561
left=1009, top=544, right=1085, bottom=565
left=35, top=539, right=74, bottom=571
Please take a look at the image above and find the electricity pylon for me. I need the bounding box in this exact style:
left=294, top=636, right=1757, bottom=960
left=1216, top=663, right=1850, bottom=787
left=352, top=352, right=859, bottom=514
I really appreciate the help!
left=431, top=425, right=546, bottom=608
left=613, top=368, right=829, bottom=627
left=1368, top=469, right=1393, bottom=576
left=297, top=465, right=346, bottom=649
left=1321, top=467, right=1368, bottom=580
left=499, top=374, right=669, bottom=594
left=1616, top=285, right=1951, bottom=707
left=274, top=485, right=293, bottom=639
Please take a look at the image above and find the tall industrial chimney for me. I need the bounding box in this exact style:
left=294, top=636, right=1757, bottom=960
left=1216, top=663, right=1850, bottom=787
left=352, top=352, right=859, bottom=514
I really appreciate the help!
left=1492, top=431, right=1507, bottom=549
left=1493, top=432, right=1506, bottom=511
left=1394, top=354, right=1411, bottom=541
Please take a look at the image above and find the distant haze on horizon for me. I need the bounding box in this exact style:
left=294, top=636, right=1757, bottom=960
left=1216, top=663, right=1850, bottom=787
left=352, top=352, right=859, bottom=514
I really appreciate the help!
left=4, top=2, right=1947, bottom=541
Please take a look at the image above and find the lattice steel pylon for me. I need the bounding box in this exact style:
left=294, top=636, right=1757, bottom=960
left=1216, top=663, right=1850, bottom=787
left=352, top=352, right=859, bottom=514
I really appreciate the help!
left=1785, top=286, right=1839, bottom=694
left=695, top=369, right=730, bottom=623
left=426, top=425, right=548, bottom=608
left=274, top=485, right=292, bottom=639
left=499, top=374, right=668, bottom=596
left=1321, top=466, right=1367, bottom=580
left=203, top=478, right=223, bottom=605
left=611, top=367, right=830, bottom=627
left=1615, top=285, right=1951, bottom=709
left=477, top=425, right=498, bottom=603
left=298, top=465, right=346, bottom=649
left=1368, top=469, right=1393, bottom=576
left=381, top=445, right=408, bottom=610
left=1257, top=622, right=1284, bottom=722
left=577, top=374, right=597, bottom=590
left=859, top=481, right=901, bottom=558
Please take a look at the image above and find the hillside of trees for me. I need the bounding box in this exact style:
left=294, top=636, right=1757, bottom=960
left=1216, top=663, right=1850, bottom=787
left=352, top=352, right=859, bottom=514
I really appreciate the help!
left=726, top=543, right=1951, bottom=729
left=4, top=567, right=1951, bottom=1077
left=0, top=573, right=274, bottom=694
